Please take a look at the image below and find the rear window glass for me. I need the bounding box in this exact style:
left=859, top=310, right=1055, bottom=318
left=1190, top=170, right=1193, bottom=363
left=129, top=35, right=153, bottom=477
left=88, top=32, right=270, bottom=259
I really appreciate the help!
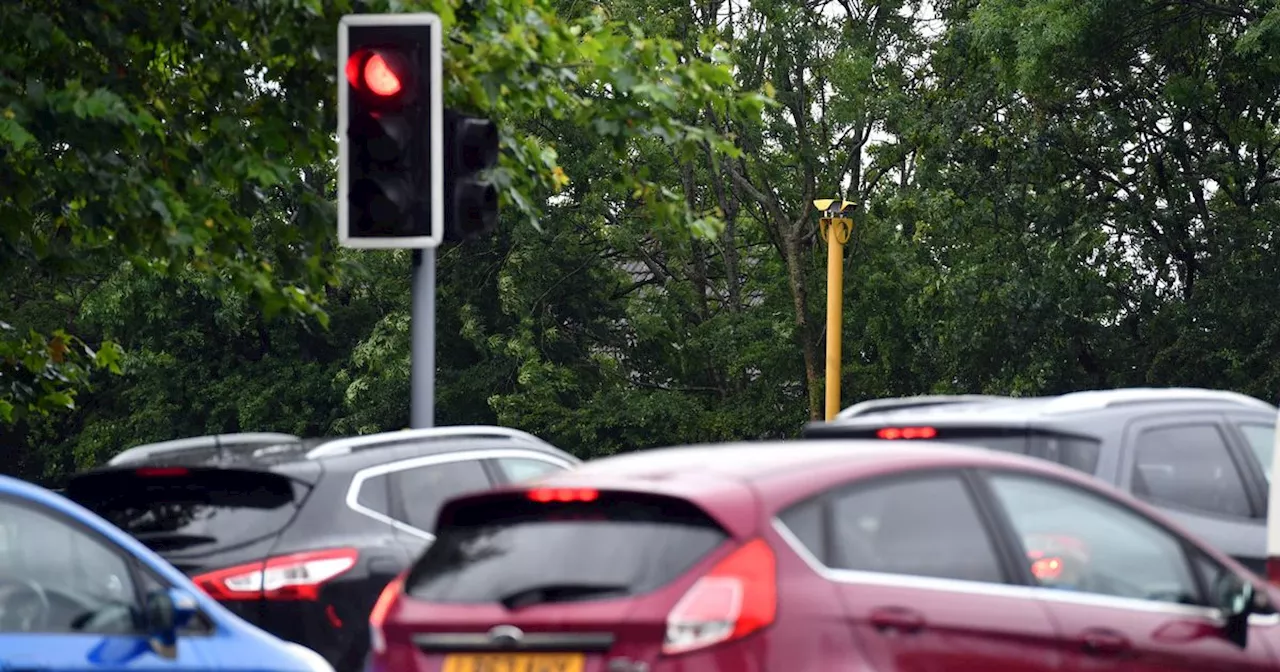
left=808, top=426, right=1102, bottom=475
left=66, top=469, right=304, bottom=554
left=406, top=494, right=728, bottom=605
left=1032, top=435, right=1102, bottom=475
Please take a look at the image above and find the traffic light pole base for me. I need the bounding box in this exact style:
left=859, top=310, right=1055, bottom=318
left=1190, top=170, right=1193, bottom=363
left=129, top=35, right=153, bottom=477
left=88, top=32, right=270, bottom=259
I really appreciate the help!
left=410, top=248, right=436, bottom=429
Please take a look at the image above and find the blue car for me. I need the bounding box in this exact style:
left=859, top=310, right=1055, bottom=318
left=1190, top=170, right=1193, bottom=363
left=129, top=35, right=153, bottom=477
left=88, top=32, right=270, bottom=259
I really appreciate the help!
left=0, top=474, right=332, bottom=671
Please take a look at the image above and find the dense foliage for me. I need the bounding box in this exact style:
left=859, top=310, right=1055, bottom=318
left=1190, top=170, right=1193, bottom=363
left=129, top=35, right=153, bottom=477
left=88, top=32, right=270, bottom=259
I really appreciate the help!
left=4, top=0, right=1279, bottom=482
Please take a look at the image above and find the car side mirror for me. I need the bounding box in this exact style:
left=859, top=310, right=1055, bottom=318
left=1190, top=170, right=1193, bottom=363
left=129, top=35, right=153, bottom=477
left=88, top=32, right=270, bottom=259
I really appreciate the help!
left=1213, top=573, right=1256, bottom=649
left=145, top=588, right=198, bottom=659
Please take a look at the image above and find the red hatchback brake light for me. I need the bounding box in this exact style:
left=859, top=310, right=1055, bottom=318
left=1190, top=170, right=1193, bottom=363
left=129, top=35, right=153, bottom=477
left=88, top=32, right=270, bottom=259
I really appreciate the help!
left=527, top=488, right=599, bottom=503
left=663, top=537, right=777, bottom=655
left=192, top=547, right=359, bottom=601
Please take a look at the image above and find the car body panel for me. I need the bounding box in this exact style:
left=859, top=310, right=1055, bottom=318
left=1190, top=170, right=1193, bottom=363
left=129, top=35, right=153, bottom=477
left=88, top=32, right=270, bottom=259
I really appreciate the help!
left=66, top=430, right=580, bottom=672
left=803, top=393, right=1277, bottom=572
left=374, top=440, right=1280, bottom=672
left=0, top=474, right=324, bottom=672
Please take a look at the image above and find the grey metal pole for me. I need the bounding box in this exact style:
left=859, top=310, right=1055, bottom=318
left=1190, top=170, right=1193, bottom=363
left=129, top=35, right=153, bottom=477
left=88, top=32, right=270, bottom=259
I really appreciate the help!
left=410, top=248, right=435, bottom=429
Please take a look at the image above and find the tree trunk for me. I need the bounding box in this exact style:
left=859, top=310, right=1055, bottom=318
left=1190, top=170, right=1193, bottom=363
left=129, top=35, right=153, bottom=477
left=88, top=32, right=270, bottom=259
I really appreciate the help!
left=783, top=231, right=822, bottom=419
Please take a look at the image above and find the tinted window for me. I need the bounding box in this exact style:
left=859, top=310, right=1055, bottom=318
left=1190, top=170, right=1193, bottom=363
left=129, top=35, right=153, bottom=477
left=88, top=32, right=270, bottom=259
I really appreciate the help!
left=392, top=459, right=492, bottom=532
left=1131, top=424, right=1251, bottom=517
left=1035, top=435, right=1102, bottom=474
left=930, top=436, right=1028, bottom=453
left=357, top=473, right=391, bottom=514
left=778, top=498, right=824, bottom=557
left=1237, top=423, right=1275, bottom=483
left=406, top=494, right=727, bottom=604
left=495, top=457, right=564, bottom=483
left=940, top=434, right=1101, bottom=474
left=988, top=473, right=1199, bottom=605
left=67, top=469, right=303, bottom=554
left=831, top=427, right=1030, bottom=455
left=0, top=499, right=139, bottom=633
left=848, top=428, right=1102, bottom=474
left=828, top=474, right=1004, bottom=583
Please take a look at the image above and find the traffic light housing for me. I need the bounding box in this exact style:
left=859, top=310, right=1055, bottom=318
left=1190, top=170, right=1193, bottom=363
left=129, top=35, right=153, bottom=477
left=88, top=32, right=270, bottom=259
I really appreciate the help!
left=443, top=110, right=500, bottom=242
left=338, top=14, right=442, bottom=249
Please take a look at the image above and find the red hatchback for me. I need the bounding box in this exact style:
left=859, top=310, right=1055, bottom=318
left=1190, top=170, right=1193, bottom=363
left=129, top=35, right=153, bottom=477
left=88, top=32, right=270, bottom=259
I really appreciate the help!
left=365, top=441, right=1280, bottom=671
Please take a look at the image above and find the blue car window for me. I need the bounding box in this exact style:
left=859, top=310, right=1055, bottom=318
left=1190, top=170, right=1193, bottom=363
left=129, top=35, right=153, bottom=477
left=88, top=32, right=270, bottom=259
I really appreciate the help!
left=0, top=498, right=141, bottom=634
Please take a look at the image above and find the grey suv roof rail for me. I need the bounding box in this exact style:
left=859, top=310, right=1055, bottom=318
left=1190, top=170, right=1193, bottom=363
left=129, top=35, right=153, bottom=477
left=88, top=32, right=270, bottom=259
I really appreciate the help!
left=1041, top=387, right=1275, bottom=415
left=834, top=395, right=1013, bottom=420
left=304, top=425, right=554, bottom=459
left=106, top=432, right=302, bottom=466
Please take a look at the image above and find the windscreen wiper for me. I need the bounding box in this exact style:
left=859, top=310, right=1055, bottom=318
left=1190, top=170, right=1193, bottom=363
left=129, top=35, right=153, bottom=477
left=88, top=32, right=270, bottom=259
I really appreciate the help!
left=497, top=583, right=630, bottom=610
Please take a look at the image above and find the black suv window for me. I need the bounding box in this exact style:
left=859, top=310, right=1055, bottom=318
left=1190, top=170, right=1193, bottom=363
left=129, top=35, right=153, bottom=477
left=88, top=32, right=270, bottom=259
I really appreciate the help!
left=356, top=473, right=391, bottom=514
left=1131, top=424, right=1252, bottom=518
left=391, top=459, right=492, bottom=533
left=0, top=499, right=140, bottom=634
left=406, top=493, right=727, bottom=604
left=824, top=473, right=1004, bottom=583
left=67, top=468, right=303, bottom=554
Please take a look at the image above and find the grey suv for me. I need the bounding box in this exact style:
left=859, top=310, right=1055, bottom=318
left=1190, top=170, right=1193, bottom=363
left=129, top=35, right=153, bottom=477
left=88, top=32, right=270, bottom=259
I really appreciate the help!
left=802, top=388, right=1277, bottom=574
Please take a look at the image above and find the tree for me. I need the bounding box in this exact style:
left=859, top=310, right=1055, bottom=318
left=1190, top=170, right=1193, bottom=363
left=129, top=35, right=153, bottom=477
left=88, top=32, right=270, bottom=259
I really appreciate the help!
left=0, top=0, right=764, bottom=425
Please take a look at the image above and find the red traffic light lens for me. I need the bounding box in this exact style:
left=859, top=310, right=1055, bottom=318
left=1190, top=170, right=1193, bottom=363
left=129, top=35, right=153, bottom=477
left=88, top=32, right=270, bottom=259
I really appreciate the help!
left=364, top=54, right=402, bottom=97
left=346, top=49, right=408, bottom=98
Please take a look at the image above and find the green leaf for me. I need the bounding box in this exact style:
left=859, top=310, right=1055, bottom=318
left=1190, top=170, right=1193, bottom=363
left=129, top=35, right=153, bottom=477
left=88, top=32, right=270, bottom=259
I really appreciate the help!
left=0, top=116, right=35, bottom=149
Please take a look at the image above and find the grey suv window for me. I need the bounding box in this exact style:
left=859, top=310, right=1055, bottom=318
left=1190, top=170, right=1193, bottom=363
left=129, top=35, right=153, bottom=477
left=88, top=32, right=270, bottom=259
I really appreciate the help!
left=1237, top=423, right=1274, bottom=483
left=826, top=474, right=1004, bottom=583
left=1131, top=424, right=1251, bottom=518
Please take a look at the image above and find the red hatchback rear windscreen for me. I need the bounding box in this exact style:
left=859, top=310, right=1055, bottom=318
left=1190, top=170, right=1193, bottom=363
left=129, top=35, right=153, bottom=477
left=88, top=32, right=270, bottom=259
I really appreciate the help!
left=406, top=491, right=728, bottom=607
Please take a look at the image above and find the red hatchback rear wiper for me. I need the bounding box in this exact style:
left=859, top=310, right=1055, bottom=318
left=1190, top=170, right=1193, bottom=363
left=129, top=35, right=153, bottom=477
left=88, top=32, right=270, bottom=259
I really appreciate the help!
left=497, top=582, right=630, bottom=610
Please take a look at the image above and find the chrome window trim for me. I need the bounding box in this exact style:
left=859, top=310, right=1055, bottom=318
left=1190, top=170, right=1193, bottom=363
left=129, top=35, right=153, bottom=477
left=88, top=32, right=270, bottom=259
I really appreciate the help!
left=771, top=518, right=1280, bottom=627
left=345, top=449, right=576, bottom=541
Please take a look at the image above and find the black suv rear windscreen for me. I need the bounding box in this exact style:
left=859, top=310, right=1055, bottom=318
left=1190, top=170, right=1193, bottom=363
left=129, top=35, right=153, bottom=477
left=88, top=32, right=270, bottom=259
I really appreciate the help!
left=405, top=491, right=728, bottom=605
left=66, top=467, right=306, bottom=554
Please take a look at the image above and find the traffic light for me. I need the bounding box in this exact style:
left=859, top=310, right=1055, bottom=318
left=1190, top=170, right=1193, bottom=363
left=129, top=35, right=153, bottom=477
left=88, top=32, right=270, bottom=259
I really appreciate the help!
left=338, top=13, right=443, bottom=249
left=443, top=109, right=500, bottom=242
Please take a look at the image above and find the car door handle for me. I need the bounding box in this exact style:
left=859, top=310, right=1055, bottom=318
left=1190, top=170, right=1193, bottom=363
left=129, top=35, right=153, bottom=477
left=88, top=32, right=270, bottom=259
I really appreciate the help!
left=1079, top=627, right=1131, bottom=655
left=869, top=606, right=926, bottom=634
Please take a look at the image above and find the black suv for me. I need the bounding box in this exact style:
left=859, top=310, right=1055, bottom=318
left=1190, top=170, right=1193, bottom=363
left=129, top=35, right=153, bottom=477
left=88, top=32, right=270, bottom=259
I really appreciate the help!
left=803, top=388, right=1277, bottom=574
left=63, top=426, right=579, bottom=672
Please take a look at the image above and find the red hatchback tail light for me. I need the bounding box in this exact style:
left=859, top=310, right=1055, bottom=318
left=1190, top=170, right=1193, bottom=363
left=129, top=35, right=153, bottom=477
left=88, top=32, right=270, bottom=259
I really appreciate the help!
left=192, top=547, right=359, bottom=601
left=369, top=573, right=406, bottom=656
left=663, top=537, right=777, bottom=655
